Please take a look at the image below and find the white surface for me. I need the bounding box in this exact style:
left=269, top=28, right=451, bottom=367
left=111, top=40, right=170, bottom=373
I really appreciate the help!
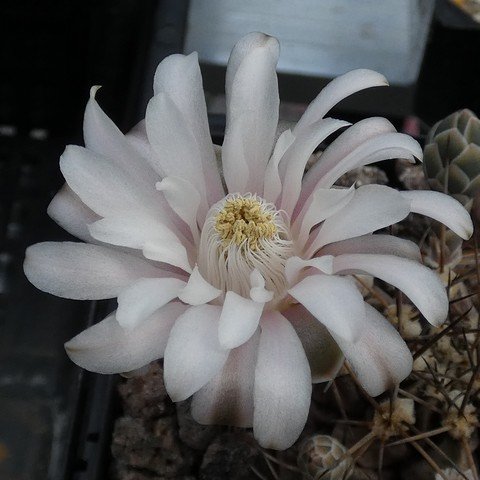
left=185, top=0, right=435, bottom=85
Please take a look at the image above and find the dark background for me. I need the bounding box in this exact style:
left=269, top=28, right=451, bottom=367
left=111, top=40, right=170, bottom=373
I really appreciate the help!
left=0, top=1, right=479, bottom=479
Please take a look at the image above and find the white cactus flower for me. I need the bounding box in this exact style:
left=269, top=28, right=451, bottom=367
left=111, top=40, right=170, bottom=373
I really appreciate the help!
left=24, top=32, right=473, bottom=450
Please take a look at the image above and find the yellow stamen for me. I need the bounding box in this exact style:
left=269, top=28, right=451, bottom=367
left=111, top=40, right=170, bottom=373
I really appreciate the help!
left=214, top=197, right=277, bottom=250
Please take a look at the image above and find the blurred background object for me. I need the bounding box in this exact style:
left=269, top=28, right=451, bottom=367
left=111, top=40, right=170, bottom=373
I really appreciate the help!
left=449, top=0, right=480, bottom=23
left=423, top=109, right=480, bottom=208
left=416, top=0, right=480, bottom=123
left=187, top=0, right=435, bottom=119
left=186, top=0, right=434, bottom=85
left=0, top=1, right=479, bottom=479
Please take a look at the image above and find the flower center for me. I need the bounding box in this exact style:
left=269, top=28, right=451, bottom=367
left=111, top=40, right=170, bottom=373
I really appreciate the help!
left=198, top=194, right=293, bottom=302
left=214, top=197, right=277, bottom=250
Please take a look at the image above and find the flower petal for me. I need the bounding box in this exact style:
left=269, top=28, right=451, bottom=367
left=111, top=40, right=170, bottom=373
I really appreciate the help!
left=153, top=52, right=224, bottom=206
left=293, top=185, right=355, bottom=249
left=331, top=303, right=412, bottom=396
left=225, top=32, right=275, bottom=95
left=279, top=119, right=351, bottom=215
left=294, top=70, right=388, bottom=134
left=125, top=120, right=150, bottom=159
left=142, top=240, right=193, bottom=273
left=24, top=241, right=163, bottom=300
left=191, top=331, right=259, bottom=428
left=317, top=133, right=423, bottom=188
left=163, top=304, right=228, bottom=402
left=400, top=190, right=473, bottom=240
left=307, top=185, right=411, bottom=255
left=223, top=33, right=280, bottom=194
left=220, top=113, right=250, bottom=193
left=83, top=87, right=156, bottom=185
left=289, top=274, right=365, bottom=342
left=145, top=93, right=199, bottom=179
left=263, top=129, right=296, bottom=204
left=60, top=145, right=159, bottom=219
left=253, top=311, right=311, bottom=450
left=315, top=132, right=422, bottom=189
left=116, top=278, right=186, bottom=330
left=88, top=218, right=193, bottom=274
left=249, top=269, right=274, bottom=303
left=87, top=214, right=194, bottom=273
left=47, top=184, right=99, bottom=243
left=65, top=303, right=187, bottom=374
left=72, top=117, right=194, bottom=240
left=333, top=253, right=448, bottom=326
left=145, top=92, right=209, bottom=216
left=88, top=214, right=181, bottom=247
left=284, top=304, right=344, bottom=383
left=178, top=266, right=222, bottom=306
left=218, top=291, right=263, bottom=349
left=284, top=255, right=334, bottom=286
left=156, top=176, right=201, bottom=243
left=298, top=117, right=396, bottom=214
left=319, top=234, right=421, bottom=261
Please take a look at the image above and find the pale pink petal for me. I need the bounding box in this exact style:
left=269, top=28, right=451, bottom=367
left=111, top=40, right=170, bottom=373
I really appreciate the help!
left=221, top=114, right=249, bottom=193
left=307, top=185, right=411, bottom=255
left=293, top=185, right=355, bottom=249
left=249, top=269, right=274, bottom=303
left=284, top=255, right=334, bottom=286
left=178, top=266, right=221, bottom=305
left=65, top=303, right=187, bottom=374
left=298, top=117, right=396, bottom=211
left=253, top=311, right=311, bottom=450
left=156, top=176, right=201, bottom=243
left=333, top=253, right=448, bottom=326
left=163, top=304, right=228, bottom=402
left=319, top=234, right=421, bottom=261
left=288, top=274, right=365, bottom=342
left=153, top=52, right=224, bottom=205
left=83, top=88, right=158, bottom=190
left=314, top=132, right=422, bottom=189
left=145, top=93, right=209, bottom=217
left=401, top=190, right=473, bottom=240
left=88, top=216, right=194, bottom=273
left=83, top=87, right=144, bottom=167
left=82, top=98, right=197, bottom=237
left=88, top=214, right=181, bottom=247
left=60, top=145, right=159, bottom=219
left=82, top=95, right=192, bottom=236
left=145, top=93, right=199, bottom=179
left=279, top=118, right=351, bottom=215
left=225, top=32, right=276, bottom=96
left=263, top=129, right=296, bottom=204
left=47, top=184, right=99, bottom=243
left=191, top=331, right=259, bottom=428
left=330, top=303, right=412, bottom=396
left=116, top=278, right=186, bottom=330
left=218, top=291, right=263, bottom=349
left=142, top=240, right=193, bottom=274
left=125, top=120, right=150, bottom=159
left=223, top=33, right=280, bottom=194
left=24, top=241, right=163, bottom=300
left=284, top=304, right=344, bottom=383
left=294, top=70, right=388, bottom=134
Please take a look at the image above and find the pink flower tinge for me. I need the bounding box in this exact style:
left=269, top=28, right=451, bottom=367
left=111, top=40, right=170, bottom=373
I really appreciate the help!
left=24, top=33, right=473, bottom=450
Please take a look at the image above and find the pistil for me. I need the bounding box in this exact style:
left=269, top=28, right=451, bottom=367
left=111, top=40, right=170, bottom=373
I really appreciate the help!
left=215, top=197, right=277, bottom=250
left=198, top=194, right=293, bottom=301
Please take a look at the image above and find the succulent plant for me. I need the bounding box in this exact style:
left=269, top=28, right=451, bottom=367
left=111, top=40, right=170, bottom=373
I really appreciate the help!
left=423, top=109, right=480, bottom=209
left=297, top=435, right=353, bottom=480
